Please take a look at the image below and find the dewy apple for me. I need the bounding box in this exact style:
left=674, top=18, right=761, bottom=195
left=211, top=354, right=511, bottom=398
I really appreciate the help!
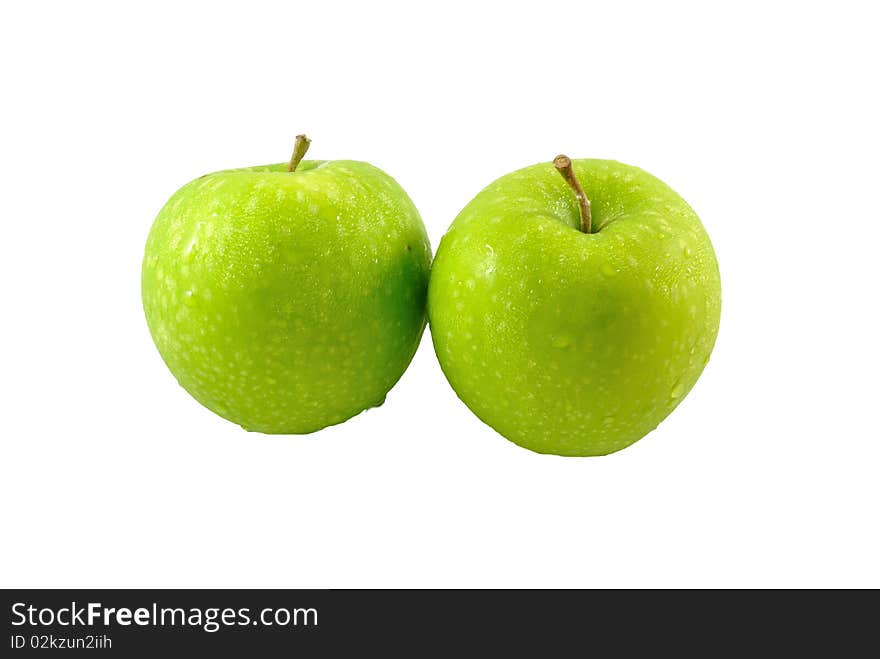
left=428, top=156, right=721, bottom=456
left=142, top=136, right=431, bottom=434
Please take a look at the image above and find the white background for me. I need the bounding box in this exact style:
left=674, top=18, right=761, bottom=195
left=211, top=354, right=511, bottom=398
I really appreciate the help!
left=2, top=1, right=878, bottom=588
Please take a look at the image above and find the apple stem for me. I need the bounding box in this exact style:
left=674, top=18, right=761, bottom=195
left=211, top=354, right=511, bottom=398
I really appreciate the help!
left=287, top=134, right=312, bottom=173
left=553, top=155, right=591, bottom=233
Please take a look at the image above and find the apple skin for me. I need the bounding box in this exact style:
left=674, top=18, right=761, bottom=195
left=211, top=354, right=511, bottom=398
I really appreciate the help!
left=428, top=159, right=721, bottom=456
left=142, top=160, right=431, bottom=434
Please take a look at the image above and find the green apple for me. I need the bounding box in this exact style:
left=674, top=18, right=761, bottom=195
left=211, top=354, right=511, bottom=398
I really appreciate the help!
left=428, top=156, right=721, bottom=456
left=142, top=137, right=431, bottom=434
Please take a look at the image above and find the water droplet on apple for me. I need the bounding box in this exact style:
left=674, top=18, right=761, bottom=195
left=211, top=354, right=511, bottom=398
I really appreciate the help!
left=670, top=380, right=684, bottom=399
left=551, top=334, right=571, bottom=348
left=601, top=263, right=617, bottom=277
left=183, top=290, right=195, bottom=306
